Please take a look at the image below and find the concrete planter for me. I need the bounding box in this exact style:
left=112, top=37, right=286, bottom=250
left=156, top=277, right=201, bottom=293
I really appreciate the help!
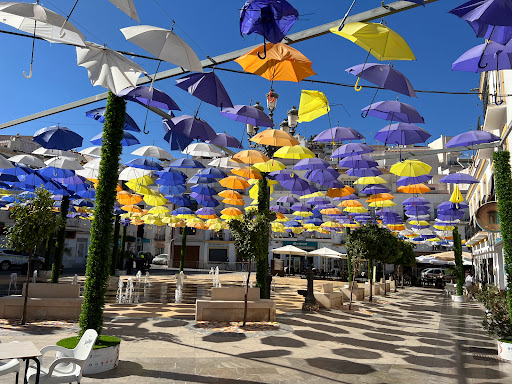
left=57, top=343, right=120, bottom=375
left=107, top=276, right=120, bottom=290
left=452, top=295, right=466, bottom=303
left=498, top=340, right=512, bottom=361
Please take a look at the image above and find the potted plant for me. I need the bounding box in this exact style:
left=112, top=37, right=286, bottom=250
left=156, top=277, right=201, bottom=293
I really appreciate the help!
left=477, top=285, right=512, bottom=361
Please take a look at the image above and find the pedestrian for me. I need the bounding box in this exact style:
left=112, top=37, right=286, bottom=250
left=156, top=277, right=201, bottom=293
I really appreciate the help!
left=465, top=272, right=476, bottom=299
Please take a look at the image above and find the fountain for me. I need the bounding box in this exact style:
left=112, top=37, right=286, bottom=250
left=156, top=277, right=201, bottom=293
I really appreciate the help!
left=209, top=267, right=215, bottom=286
left=116, top=278, right=124, bottom=304
left=126, top=277, right=134, bottom=303
left=144, top=272, right=151, bottom=288
left=8, top=273, right=17, bottom=295
left=72, top=274, right=78, bottom=285
left=32, top=270, right=37, bottom=283
left=242, top=273, right=248, bottom=287
left=213, top=266, right=221, bottom=288
left=175, top=271, right=184, bottom=303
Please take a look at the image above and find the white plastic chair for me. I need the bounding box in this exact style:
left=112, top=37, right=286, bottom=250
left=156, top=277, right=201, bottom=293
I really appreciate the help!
left=26, top=329, right=98, bottom=384
left=0, top=340, right=20, bottom=384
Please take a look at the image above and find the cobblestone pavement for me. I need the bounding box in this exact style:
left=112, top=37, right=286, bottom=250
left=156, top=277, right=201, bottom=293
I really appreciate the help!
left=1, top=277, right=511, bottom=383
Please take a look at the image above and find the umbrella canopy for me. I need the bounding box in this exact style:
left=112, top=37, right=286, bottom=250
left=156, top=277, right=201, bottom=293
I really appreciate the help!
left=90, top=131, right=140, bottom=146
left=169, top=115, right=218, bottom=141
left=450, top=185, right=464, bottom=203
left=109, top=0, right=139, bottom=21
left=452, top=41, right=512, bottom=72
left=163, top=122, right=194, bottom=151
left=125, top=158, right=163, bottom=171
left=398, top=183, right=431, bottom=194
left=131, top=145, right=172, bottom=159
left=374, top=123, right=431, bottom=145
left=120, top=25, right=202, bottom=72
left=169, top=158, right=204, bottom=169
left=240, top=0, right=299, bottom=44
left=119, top=86, right=180, bottom=111
left=45, top=157, right=83, bottom=170
left=117, top=191, right=142, bottom=205
left=232, top=167, right=262, bottom=180
left=197, top=168, right=227, bottom=179
left=253, top=159, right=286, bottom=173
left=119, top=167, right=153, bottom=181
left=182, top=143, right=224, bottom=158
left=79, top=146, right=102, bottom=157
left=362, top=101, right=424, bottom=123
left=219, top=176, right=250, bottom=190
left=274, top=146, right=315, bottom=160
left=8, top=154, right=45, bottom=168
left=175, top=72, right=233, bottom=108
left=390, top=160, right=432, bottom=177
left=220, top=105, right=274, bottom=127
left=331, top=143, right=374, bottom=158
left=294, top=158, right=330, bottom=170
left=33, top=126, right=83, bottom=150
left=314, top=126, right=364, bottom=142
left=346, top=167, right=382, bottom=177
left=306, top=168, right=340, bottom=186
left=86, top=107, right=140, bottom=132
left=308, top=247, right=344, bottom=258
left=208, top=157, right=236, bottom=169
left=445, top=130, right=500, bottom=147
left=235, top=43, right=315, bottom=82
left=272, top=245, right=307, bottom=255
left=232, top=150, right=270, bottom=164
left=277, top=195, right=299, bottom=203
left=449, top=0, right=512, bottom=27
left=346, top=63, right=416, bottom=97
left=208, top=133, right=243, bottom=149
left=440, top=173, right=479, bottom=184
left=281, top=178, right=318, bottom=196
left=297, top=90, right=329, bottom=123
left=360, top=184, right=391, bottom=194
left=250, top=129, right=299, bottom=147
left=76, top=42, right=145, bottom=94
left=397, top=174, right=432, bottom=186
left=330, top=22, right=415, bottom=61
left=338, top=154, right=378, bottom=169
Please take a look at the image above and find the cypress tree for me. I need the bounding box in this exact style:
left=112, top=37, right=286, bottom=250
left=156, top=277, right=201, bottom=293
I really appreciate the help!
left=179, top=228, right=187, bottom=272
left=51, top=195, right=70, bottom=283
left=111, top=215, right=121, bottom=276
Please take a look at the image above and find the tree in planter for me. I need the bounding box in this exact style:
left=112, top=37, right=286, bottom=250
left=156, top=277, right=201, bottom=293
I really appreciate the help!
left=453, top=227, right=464, bottom=296
left=6, top=187, right=56, bottom=324
left=395, top=240, right=416, bottom=290
left=51, top=195, right=70, bottom=283
left=79, top=91, right=126, bottom=336
left=110, top=214, right=121, bottom=276
left=229, top=212, right=271, bottom=326
left=477, top=285, right=512, bottom=341
left=493, top=150, right=512, bottom=331
left=255, top=176, right=271, bottom=298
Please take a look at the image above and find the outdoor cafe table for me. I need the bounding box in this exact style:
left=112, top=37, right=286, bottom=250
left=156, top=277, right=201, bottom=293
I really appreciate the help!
left=0, top=341, right=41, bottom=384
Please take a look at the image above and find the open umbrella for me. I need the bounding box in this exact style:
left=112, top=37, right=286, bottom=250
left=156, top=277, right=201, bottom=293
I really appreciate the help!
left=452, top=41, right=512, bottom=72
left=163, top=119, right=193, bottom=151
left=236, top=43, right=315, bottom=82
left=86, top=107, right=140, bottom=132
left=450, top=0, right=512, bottom=28
left=131, top=145, right=172, bottom=159
left=33, top=125, right=83, bottom=150
left=346, top=167, right=382, bottom=177
left=176, top=72, right=233, bottom=108
left=220, top=105, right=274, bottom=127
left=8, top=154, right=45, bottom=168
left=439, top=173, right=479, bottom=184
left=232, top=150, right=270, bottom=164
left=314, top=126, right=364, bottom=142
left=118, top=86, right=180, bottom=111
left=374, top=123, right=431, bottom=145
left=331, top=143, right=374, bottom=158
left=182, top=143, right=224, bottom=158
left=294, top=158, right=330, bottom=170
left=125, top=158, right=163, bottom=171
left=76, top=42, right=145, bottom=95
left=445, top=130, right=500, bottom=147
left=390, top=159, right=431, bottom=177
left=398, top=183, right=431, bottom=194
left=338, top=154, right=378, bottom=169
left=45, top=157, right=83, bottom=170
left=90, top=131, right=140, bottom=146
left=346, top=63, right=416, bottom=97
left=397, top=175, right=432, bottom=186
left=274, top=146, right=315, bottom=160
left=169, top=115, right=217, bottom=141
left=169, top=158, right=204, bottom=169
left=120, top=25, right=202, bottom=72
left=362, top=100, right=424, bottom=123
left=297, top=90, right=329, bottom=123
left=250, top=129, right=299, bottom=147
left=208, top=133, right=243, bottom=149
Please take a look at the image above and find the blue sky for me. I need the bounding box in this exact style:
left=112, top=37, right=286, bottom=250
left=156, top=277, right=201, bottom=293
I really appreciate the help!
left=0, top=0, right=485, bottom=162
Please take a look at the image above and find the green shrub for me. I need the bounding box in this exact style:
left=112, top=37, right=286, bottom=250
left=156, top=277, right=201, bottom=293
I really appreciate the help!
left=57, top=335, right=121, bottom=350
left=477, top=285, right=512, bottom=340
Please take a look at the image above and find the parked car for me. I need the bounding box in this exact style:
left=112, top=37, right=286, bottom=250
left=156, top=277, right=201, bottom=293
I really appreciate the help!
left=151, top=254, right=168, bottom=265
left=0, top=249, right=44, bottom=271
left=421, top=268, right=450, bottom=281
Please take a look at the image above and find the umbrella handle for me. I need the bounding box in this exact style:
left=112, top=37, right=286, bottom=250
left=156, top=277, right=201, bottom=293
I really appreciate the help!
left=23, top=63, right=33, bottom=79
left=258, top=37, right=267, bottom=60
left=478, top=41, right=490, bottom=69
left=354, top=77, right=362, bottom=92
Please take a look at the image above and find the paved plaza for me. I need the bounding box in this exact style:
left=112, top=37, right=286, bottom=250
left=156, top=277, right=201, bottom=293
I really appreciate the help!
left=0, top=273, right=510, bottom=383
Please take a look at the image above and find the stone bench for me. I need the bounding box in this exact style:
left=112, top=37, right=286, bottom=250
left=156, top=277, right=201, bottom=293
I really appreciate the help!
left=359, top=282, right=381, bottom=296
left=196, top=287, right=276, bottom=322
left=314, top=283, right=343, bottom=309
left=0, top=283, right=83, bottom=321
left=341, top=282, right=365, bottom=301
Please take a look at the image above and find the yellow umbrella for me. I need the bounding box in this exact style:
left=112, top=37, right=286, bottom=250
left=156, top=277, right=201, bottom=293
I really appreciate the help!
left=126, top=184, right=155, bottom=195
left=321, top=221, right=341, bottom=228
left=250, top=129, right=300, bottom=147
left=449, top=185, right=464, bottom=204
left=299, top=191, right=325, bottom=199
left=223, top=198, right=245, bottom=206
left=390, top=160, right=431, bottom=177
left=143, top=193, right=168, bottom=206
left=368, top=200, right=396, bottom=208
left=272, top=222, right=286, bottom=233
left=162, top=216, right=183, bottom=224
left=354, top=176, right=387, bottom=185
left=186, top=217, right=205, bottom=228
left=221, top=214, right=243, bottom=221
left=148, top=206, right=170, bottom=214
left=297, top=90, right=330, bottom=123
left=330, top=22, right=415, bottom=61
left=252, top=159, right=286, bottom=173
left=232, top=150, right=269, bottom=164
left=343, top=223, right=360, bottom=228
left=293, top=210, right=314, bottom=217
left=245, top=205, right=259, bottom=213
left=434, top=224, right=455, bottom=231
left=366, top=193, right=395, bottom=202
left=274, top=145, right=315, bottom=160
left=147, top=219, right=166, bottom=226
left=409, top=220, right=430, bottom=226
left=219, top=176, right=250, bottom=190
left=126, top=175, right=153, bottom=187
left=344, top=206, right=368, bottom=213
left=232, top=167, right=262, bottom=180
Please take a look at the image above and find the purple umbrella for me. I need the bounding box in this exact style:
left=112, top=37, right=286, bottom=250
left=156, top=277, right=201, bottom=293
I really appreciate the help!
left=452, top=41, right=512, bottom=72
left=438, top=201, right=469, bottom=210
left=467, top=22, right=512, bottom=44
left=170, top=115, right=217, bottom=141
left=208, top=133, right=243, bottom=149
left=437, top=210, right=465, bottom=221
left=220, top=105, right=274, bottom=127
left=324, top=180, right=345, bottom=189
left=33, top=126, right=83, bottom=150
left=313, top=126, right=364, bottom=142
left=360, top=184, right=391, bottom=194
left=315, top=203, right=336, bottom=211
left=268, top=169, right=298, bottom=181
left=397, top=175, right=432, bottom=187
left=118, top=86, right=180, bottom=111
left=374, top=123, right=431, bottom=145
left=190, top=193, right=220, bottom=207
left=450, top=0, right=512, bottom=27
left=305, top=168, right=339, bottom=186
left=197, top=167, right=227, bottom=179
left=188, top=175, right=216, bottom=185
left=277, top=195, right=299, bottom=203
left=90, top=131, right=140, bottom=146
left=281, top=178, right=317, bottom=196
left=338, top=154, right=378, bottom=169
left=346, top=167, right=382, bottom=177
left=175, top=72, right=233, bottom=108
left=169, top=158, right=205, bottom=169
left=331, top=143, right=374, bottom=158
left=240, top=0, right=299, bottom=58
left=163, top=119, right=193, bottom=151
left=439, top=173, right=479, bottom=184
left=86, top=107, right=140, bottom=132
left=334, top=194, right=359, bottom=201
left=294, top=158, right=330, bottom=170
left=270, top=205, right=289, bottom=214
left=307, top=197, right=330, bottom=205
left=445, top=130, right=500, bottom=147
left=361, top=100, right=425, bottom=123
left=291, top=203, right=310, bottom=211
left=346, top=63, right=417, bottom=97
left=196, top=207, right=217, bottom=216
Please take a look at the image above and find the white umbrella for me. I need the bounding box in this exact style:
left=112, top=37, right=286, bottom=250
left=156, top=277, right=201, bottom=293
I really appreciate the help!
left=32, top=147, right=78, bottom=158
left=8, top=154, right=45, bottom=168
left=0, top=155, right=14, bottom=169
left=208, top=157, right=235, bottom=169
left=76, top=41, right=146, bottom=94
left=118, top=167, right=153, bottom=181
left=273, top=245, right=307, bottom=274
left=79, top=146, right=102, bottom=157
left=120, top=25, right=203, bottom=73
left=45, top=156, right=83, bottom=170
left=76, top=168, right=99, bottom=179
left=131, top=145, right=172, bottom=159
left=109, top=0, right=139, bottom=22
left=308, top=247, right=345, bottom=259
left=83, top=158, right=101, bottom=170
left=182, top=143, right=224, bottom=158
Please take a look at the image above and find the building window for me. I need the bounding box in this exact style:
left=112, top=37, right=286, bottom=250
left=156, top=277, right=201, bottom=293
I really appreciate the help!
left=155, top=247, right=165, bottom=255
left=210, top=231, right=224, bottom=241
left=208, top=248, right=228, bottom=263
left=180, top=227, right=196, bottom=236
left=343, top=180, right=355, bottom=188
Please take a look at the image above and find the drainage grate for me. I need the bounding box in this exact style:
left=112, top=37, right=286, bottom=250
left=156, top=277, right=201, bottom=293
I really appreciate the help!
left=472, top=354, right=511, bottom=363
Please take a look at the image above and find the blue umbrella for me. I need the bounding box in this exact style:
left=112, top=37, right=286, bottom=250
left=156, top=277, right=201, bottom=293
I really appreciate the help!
left=85, top=107, right=141, bottom=132
left=0, top=173, right=19, bottom=182
left=39, top=167, right=75, bottom=179
left=63, top=183, right=90, bottom=192
left=159, top=184, right=186, bottom=195
left=304, top=218, right=323, bottom=226
left=220, top=105, right=274, bottom=127
left=190, top=184, right=217, bottom=196
left=169, top=115, right=217, bottom=141
left=155, top=177, right=186, bottom=187
left=169, top=158, right=205, bottom=169
left=90, top=131, right=140, bottom=146
left=240, top=0, right=299, bottom=58
left=44, top=180, right=71, bottom=196
left=0, top=166, right=34, bottom=177
left=73, top=198, right=94, bottom=207
left=397, top=175, right=432, bottom=187
left=163, top=119, right=193, bottom=151
left=439, top=173, right=479, bottom=184
left=374, top=123, right=431, bottom=145
left=77, top=189, right=96, bottom=199
left=175, top=72, right=233, bottom=108
left=19, top=172, right=48, bottom=186
left=445, top=130, right=500, bottom=147
left=33, top=125, right=83, bottom=150
left=155, top=167, right=187, bottom=179
left=125, top=158, right=163, bottom=171
left=197, top=167, right=227, bottom=179
left=188, top=175, right=215, bottom=185
left=450, top=0, right=512, bottom=27
left=208, top=133, right=243, bottom=149
left=166, top=194, right=191, bottom=207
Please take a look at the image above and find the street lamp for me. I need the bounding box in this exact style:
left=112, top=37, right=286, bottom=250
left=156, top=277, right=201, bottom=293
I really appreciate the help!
left=246, top=101, right=264, bottom=139
left=266, top=89, right=279, bottom=121
left=287, top=106, right=298, bottom=129
left=279, top=119, right=289, bottom=133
